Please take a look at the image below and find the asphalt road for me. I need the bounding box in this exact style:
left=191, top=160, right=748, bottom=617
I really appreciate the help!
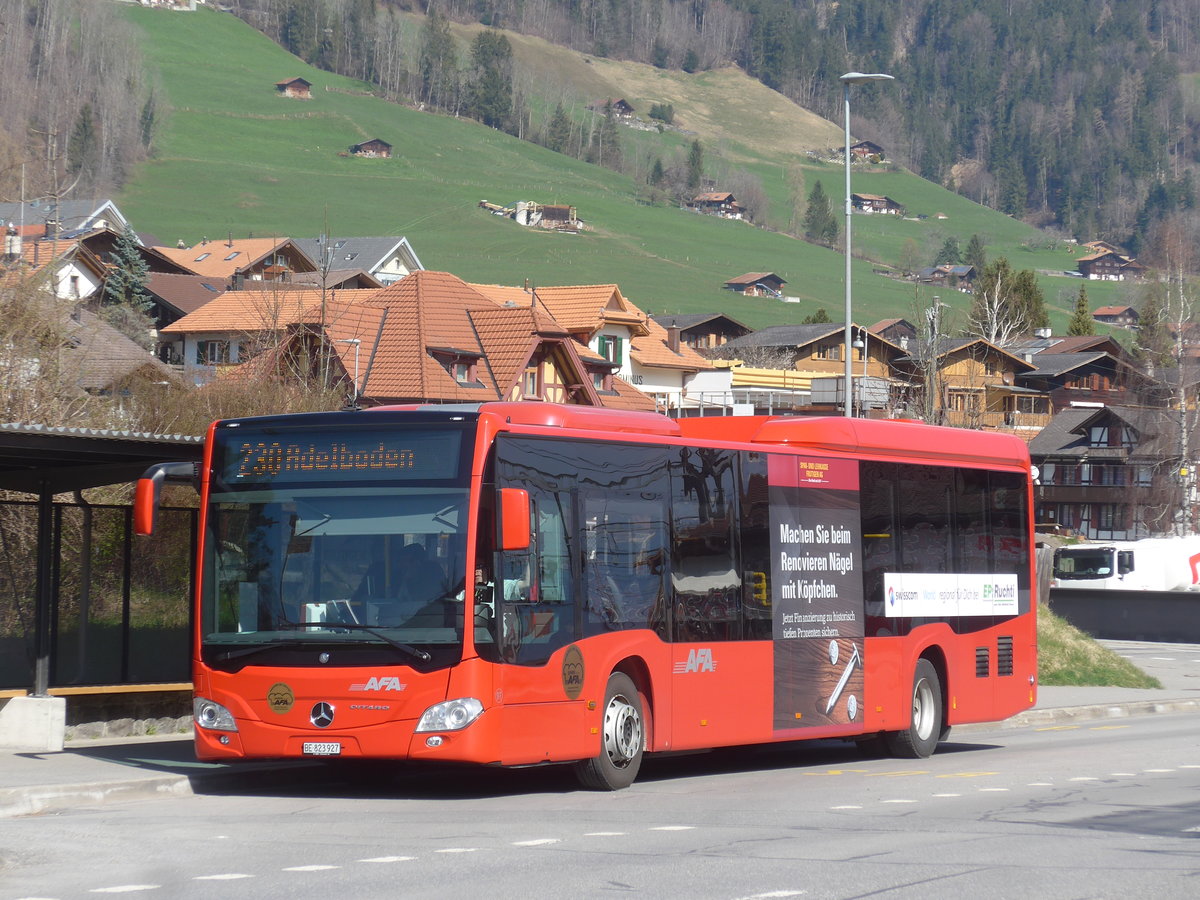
left=3, top=711, right=1199, bottom=899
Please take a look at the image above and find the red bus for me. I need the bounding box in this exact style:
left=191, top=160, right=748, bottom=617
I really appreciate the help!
left=136, top=402, right=1036, bottom=790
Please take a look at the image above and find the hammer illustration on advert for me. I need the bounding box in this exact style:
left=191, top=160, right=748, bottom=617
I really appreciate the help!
left=825, top=641, right=861, bottom=715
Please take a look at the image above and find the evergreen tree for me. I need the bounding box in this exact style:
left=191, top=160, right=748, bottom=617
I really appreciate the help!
left=682, top=49, right=700, bottom=73
left=649, top=158, right=665, bottom=186
left=964, top=234, right=987, bottom=272
left=67, top=104, right=98, bottom=179
left=543, top=103, right=571, bottom=154
left=588, top=102, right=621, bottom=170
left=803, top=307, right=831, bottom=324
left=686, top=140, right=703, bottom=192
left=419, top=9, right=458, bottom=111
left=803, top=181, right=839, bottom=248
left=1067, top=285, right=1095, bottom=336
left=1013, top=269, right=1050, bottom=330
left=465, top=30, right=513, bottom=131
left=934, top=236, right=962, bottom=266
left=103, top=224, right=151, bottom=311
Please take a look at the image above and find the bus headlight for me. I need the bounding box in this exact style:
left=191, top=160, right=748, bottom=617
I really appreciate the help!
left=415, top=697, right=484, bottom=732
left=194, top=697, right=238, bottom=732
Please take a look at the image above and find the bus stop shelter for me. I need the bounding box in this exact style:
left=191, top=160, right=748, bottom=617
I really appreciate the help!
left=0, top=423, right=203, bottom=750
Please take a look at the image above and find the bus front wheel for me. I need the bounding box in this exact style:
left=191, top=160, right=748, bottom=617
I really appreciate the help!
left=884, top=658, right=942, bottom=759
left=574, top=672, right=645, bottom=790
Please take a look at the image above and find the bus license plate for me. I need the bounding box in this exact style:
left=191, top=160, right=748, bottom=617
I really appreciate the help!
left=302, top=741, right=341, bottom=756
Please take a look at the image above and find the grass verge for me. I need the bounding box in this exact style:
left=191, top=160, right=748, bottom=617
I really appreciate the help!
left=1038, top=604, right=1162, bottom=688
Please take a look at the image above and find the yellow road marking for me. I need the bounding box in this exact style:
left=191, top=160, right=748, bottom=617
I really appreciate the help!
left=1035, top=725, right=1080, bottom=731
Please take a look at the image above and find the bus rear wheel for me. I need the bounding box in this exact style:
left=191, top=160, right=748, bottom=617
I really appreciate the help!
left=574, top=672, right=644, bottom=790
left=884, top=658, right=942, bottom=759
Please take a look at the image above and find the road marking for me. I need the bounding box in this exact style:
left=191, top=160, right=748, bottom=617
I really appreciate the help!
left=1151, top=657, right=1175, bottom=661
left=830, top=805, right=862, bottom=810
left=805, top=769, right=869, bottom=776
left=1036, top=725, right=1079, bottom=732
left=1110, top=773, right=1137, bottom=777
left=650, top=825, right=696, bottom=831
left=734, top=892, right=807, bottom=899
left=979, top=788, right=1010, bottom=792
left=881, top=799, right=917, bottom=804
left=359, top=856, right=415, bottom=863
left=1180, top=765, right=1200, bottom=769
left=1069, top=777, right=1098, bottom=782
left=584, top=832, right=626, bottom=836
left=1089, top=725, right=1130, bottom=731
left=936, top=771, right=999, bottom=778
left=89, top=889, right=161, bottom=895
left=865, top=770, right=928, bottom=778
left=282, top=865, right=339, bottom=871
left=931, top=793, right=961, bottom=797
left=1144, top=768, right=1175, bottom=773
left=513, top=839, right=561, bottom=846
left=1028, top=782, right=1053, bottom=786
left=435, top=848, right=479, bottom=854
left=193, top=874, right=252, bottom=881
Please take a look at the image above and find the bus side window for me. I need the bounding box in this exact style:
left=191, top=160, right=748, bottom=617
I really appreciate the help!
left=670, top=447, right=740, bottom=642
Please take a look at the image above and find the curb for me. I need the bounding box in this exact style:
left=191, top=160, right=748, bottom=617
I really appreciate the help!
left=4, top=698, right=1199, bottom=818
left=956, top=697, right=1200, bottom=733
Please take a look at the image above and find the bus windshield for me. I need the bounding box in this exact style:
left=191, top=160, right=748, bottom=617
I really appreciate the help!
left=200, top=421, right=473, bottom=662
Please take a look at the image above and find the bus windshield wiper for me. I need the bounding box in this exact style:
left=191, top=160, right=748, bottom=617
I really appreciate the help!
left=287, top=622, right=433, bottom=662
left=213, top=639, right=314, bottom=663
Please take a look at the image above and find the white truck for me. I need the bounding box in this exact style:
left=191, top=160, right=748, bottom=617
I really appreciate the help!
left=1051, top=536, right=1200, bottom=591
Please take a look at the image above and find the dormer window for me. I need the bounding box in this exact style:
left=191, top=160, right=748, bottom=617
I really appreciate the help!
left=524, top=365, right=543, bottom=399
left=597, top=334, right=623, bottom=365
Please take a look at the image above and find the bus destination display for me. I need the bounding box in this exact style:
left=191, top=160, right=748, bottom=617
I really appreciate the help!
left=219, top=428, right=462, bottom=483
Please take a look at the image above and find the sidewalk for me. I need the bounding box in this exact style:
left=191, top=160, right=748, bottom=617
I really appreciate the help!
left=3, top=640, right=1198, bottom=819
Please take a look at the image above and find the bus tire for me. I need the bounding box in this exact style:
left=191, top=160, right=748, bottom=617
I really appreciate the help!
left=574, top=672, right=644, bottom=790
left=885, top=658, right=942, bottom=759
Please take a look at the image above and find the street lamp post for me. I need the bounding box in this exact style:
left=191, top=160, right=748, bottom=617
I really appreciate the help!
left=840, top=71, right=894, bottom=417
left=337, top=338, right=361, bottom=405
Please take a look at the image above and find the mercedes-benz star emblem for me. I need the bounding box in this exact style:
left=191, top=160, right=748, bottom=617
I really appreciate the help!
left=310, top=702, right=335, bottom=728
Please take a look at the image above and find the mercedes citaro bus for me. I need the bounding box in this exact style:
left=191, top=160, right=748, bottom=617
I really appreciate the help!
left=136, top=403, right=1036, bottom=790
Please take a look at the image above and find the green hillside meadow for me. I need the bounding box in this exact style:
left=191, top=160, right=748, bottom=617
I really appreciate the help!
left=119, top=5, right=1138, bottom=331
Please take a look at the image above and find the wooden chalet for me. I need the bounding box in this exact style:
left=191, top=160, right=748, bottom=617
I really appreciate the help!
left=275, top=77, right=312, bottom=99
left=1077, top=251, right=1146, bottom=281
left=723, top=272, right=786, bottom=298
left=851, top=193, right=905, bottom=215
left=350, top=139, right=392, bottom=158
left=689, top=192, right=745, bottom=220
left=1092, top=305, right=1139, bottom=328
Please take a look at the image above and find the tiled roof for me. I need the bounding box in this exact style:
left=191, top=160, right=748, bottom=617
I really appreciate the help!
left=145, top=272, right=226, bottom=316
left=471, top=282, right=652, bottom=338
left=152, top=238, right=314, bottom=280
left=159, top=288, right=381, bottom=334
left=64, top=308, right=177, bottom=393
left=720, top=323, right=842, bottom=349
left=1093, top=305, right=1135, bottom=315
left=631, top=317, right=713, bottom=371
left=357, top=271, right=502, bottom=401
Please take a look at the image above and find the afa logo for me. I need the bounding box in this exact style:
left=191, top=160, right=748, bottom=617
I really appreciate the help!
left=562, top=645, right=585, bottom=699
left=349, top=676, right=406, bottom=692
left=266, top=682, right=294, bottom=714
left=673, top=648, right=716, bottom=674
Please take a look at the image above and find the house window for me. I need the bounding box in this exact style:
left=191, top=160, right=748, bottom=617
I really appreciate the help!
left=1095, top=504, right=1119, bottom=531
left=524, top=365, right=542, bottom=398
left=195, top=340, right=230, bottom=365
left=224, top=251, right=240, bottom=261
left=1089, top=425, right=1109, bottom=447
left=1136, top=466, right=1152, bottom=486
left=815, top=343, right=840, bottom=361
left=453, top=361, right=475, bottom=383
left=597, top=335, right=623, bottom=365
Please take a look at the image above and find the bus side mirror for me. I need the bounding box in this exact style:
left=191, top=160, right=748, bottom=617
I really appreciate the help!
left=1117, top=550, right=1134, bottom=575
left=135, top=461, right=197, bottom=536
left=498, top=487, right=531, bottom=551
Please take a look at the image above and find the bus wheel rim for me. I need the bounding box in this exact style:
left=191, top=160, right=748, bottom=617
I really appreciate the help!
left=603, top=694, right=642, bottom=767
left=913, top=677, right=935, bottom=740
